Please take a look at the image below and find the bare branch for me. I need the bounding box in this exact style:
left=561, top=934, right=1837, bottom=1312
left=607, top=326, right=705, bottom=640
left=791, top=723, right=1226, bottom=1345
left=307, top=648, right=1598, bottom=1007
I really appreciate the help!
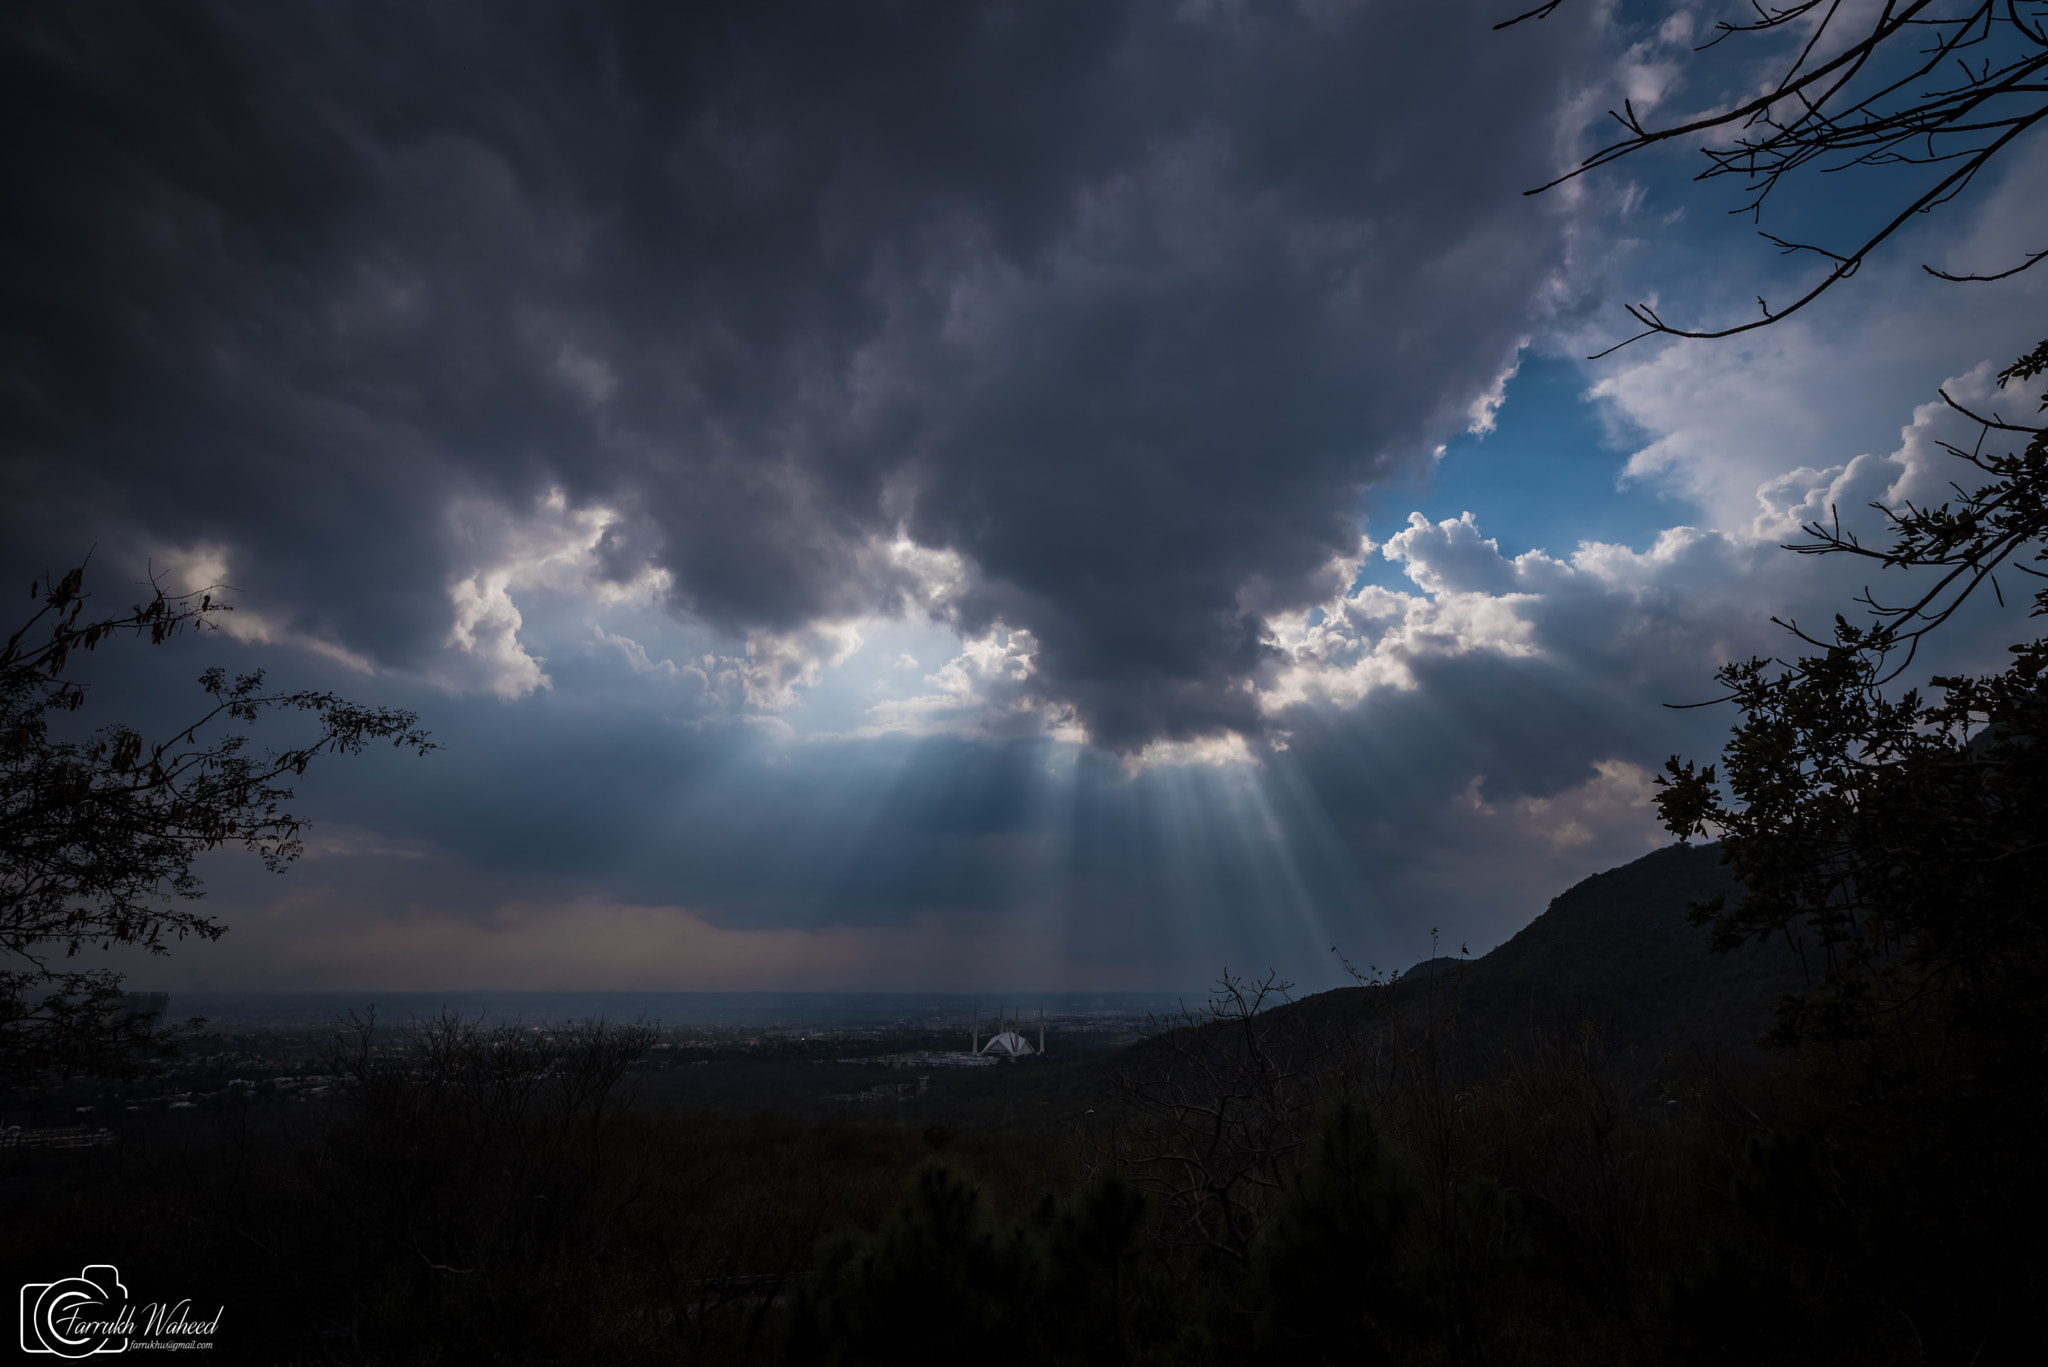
left=1493, top=1, right=1565, bottom=31
left=1924, top=247, right=2048, bottom=280
left=1511, top=2, right=2048, bottom=342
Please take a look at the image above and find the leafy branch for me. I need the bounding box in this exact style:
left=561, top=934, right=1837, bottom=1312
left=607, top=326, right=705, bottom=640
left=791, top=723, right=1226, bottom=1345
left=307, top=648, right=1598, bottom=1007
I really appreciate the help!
left=1, top=561, right=435, bottom=1088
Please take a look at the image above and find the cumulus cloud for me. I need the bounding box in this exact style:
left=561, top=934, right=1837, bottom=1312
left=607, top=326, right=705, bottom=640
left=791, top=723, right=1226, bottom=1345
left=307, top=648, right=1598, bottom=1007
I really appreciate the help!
left=438, top=489, right=670, bottom=698
left=1587, top=312, right=2046, bottom=575
left=716, top=623, right=868, bottom=713
left=1261, top=509, right=1768, bottom=719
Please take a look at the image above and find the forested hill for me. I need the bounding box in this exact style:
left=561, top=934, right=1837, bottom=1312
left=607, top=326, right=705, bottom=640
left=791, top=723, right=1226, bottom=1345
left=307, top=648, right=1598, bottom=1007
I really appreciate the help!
left=1288, top=841, right=1807, bottom=1077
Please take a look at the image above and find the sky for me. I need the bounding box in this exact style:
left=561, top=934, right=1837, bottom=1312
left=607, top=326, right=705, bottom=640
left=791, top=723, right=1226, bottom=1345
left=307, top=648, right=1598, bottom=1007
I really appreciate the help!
left=6, top=0, right=2045, bottom=994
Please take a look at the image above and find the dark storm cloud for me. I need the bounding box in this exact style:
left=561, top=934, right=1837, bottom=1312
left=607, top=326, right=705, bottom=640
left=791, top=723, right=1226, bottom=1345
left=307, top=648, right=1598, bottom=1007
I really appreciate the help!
left=2, top=0, right=1603, bottom=749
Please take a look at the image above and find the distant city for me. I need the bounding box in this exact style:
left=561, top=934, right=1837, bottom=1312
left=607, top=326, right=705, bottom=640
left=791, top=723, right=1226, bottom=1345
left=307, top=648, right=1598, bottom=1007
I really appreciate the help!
left=156, top=989, right=1198, bottom=1033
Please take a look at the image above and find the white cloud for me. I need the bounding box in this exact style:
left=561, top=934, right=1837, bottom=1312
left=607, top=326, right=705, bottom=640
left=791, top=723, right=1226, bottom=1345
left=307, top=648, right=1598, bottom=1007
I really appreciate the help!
left=1573, top=102, right=2048, bottom=543
left=854, top=622, right=1084, bottom=743
left=438, top=489, right=671, bottom=699
left=446, top=567, right=551, bottom=699
left=593, top=624, right=685, bottom=678
left=1463, top=348, right=1524, bottom=437
left=156, top=542, right=376, bottom=673
left=1124, top=730, right=1260, bottom=774
left=878, top=532, right=973, bottom=618
left=714, top=622, right=866, bottom=712
left=1590, top=326, right=1855, bottom=533
left=427, top=486, right=993, bottom=721
left=1262, top=508, right=1772, bottom=717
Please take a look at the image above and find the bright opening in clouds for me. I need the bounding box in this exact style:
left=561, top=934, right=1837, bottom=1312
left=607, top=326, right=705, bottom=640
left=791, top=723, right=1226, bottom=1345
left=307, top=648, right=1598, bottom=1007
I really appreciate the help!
left=6, top=0, right=2043, bottom=992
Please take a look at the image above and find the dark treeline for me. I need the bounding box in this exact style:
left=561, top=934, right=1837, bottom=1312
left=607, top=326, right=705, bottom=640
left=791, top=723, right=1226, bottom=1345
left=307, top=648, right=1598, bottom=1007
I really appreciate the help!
left=4, top=950, right=2041, bottom=1366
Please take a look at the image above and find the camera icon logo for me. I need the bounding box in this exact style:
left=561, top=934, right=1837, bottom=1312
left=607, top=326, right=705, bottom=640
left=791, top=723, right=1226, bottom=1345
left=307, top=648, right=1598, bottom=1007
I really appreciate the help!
left=19, top=1265, right=130, bottom=1357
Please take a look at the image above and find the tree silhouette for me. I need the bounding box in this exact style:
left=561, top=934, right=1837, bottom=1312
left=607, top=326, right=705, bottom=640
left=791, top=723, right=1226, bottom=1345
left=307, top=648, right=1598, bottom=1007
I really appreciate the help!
left=1657, top=339, right=2046, bottom=1068
left=1, top=561, right=434, bottom=1088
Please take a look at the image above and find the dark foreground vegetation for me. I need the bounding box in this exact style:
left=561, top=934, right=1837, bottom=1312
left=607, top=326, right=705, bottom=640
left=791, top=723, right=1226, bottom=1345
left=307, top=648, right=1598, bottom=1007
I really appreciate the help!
left=4, top=848, right=2042, bottom=1367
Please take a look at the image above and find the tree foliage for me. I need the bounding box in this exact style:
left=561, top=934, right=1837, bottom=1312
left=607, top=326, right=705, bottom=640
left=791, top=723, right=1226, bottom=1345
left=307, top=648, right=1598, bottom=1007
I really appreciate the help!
left=0, top=562, right=434, bottom=1088
left=1656, top=340, right=2047, bottom=1070
left=1507, top=2, right=2048, bottom=350
left=790, top=1162, right=1153, bottom=1367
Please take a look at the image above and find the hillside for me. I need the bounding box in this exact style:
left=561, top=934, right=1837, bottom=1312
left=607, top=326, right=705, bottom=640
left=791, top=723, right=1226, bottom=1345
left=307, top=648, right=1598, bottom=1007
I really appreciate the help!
left=1283, top=840, right=1808, bottom=1081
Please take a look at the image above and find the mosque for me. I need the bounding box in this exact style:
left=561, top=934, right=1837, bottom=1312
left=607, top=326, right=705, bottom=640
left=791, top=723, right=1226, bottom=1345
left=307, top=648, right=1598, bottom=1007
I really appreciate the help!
left=971, top=1007, right=1045, bottom=1059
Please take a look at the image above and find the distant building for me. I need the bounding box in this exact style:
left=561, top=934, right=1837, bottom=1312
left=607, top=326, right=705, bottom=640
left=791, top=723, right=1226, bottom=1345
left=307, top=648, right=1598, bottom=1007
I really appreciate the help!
left=121, top=992, right=169, bottom=1025
left=972, top=1006, right=1045, bottom=1059
left=978, top=1029, right=1035, bottom=1059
